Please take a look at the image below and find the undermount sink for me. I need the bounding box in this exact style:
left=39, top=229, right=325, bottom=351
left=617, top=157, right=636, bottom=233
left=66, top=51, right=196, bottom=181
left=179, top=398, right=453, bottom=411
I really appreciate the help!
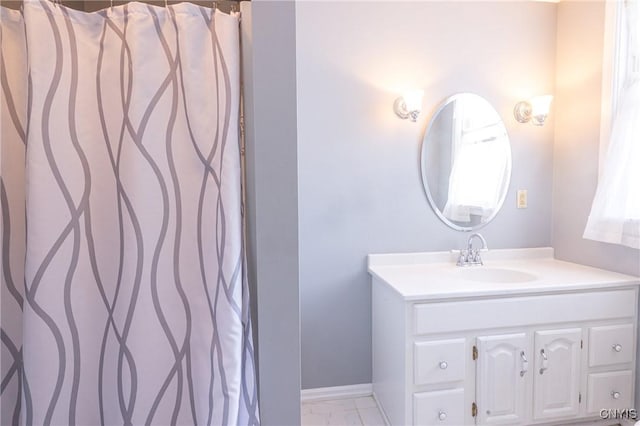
left=456, top=267, right=538, bottom=283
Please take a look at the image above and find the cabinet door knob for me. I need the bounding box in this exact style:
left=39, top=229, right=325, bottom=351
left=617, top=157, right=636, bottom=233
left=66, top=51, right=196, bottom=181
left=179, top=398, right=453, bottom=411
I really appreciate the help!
left=612, top=391, right=621, bottom=399
left=438, top=411, right=447, bottom=421
left=439, top=361, right=448, bottom=370
left=612, top=344, right=622, bottom=352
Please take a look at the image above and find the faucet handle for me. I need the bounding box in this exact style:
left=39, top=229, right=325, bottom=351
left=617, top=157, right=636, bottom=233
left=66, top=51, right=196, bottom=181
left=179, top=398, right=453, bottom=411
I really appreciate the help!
left=463, top=248, right=482, bottom=265
left=470, top=249, right=479, bottom=262
left=457, top=249, right=468, bottom=266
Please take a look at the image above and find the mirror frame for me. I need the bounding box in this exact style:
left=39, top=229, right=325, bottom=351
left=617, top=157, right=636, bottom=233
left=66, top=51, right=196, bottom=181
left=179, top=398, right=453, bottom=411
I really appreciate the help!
left=420, top=93, right=512, bottom=232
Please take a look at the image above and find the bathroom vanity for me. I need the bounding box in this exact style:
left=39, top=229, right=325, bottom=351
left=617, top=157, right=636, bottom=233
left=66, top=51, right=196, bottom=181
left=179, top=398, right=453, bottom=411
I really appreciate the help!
left=369, top=248, right=640, bottom=425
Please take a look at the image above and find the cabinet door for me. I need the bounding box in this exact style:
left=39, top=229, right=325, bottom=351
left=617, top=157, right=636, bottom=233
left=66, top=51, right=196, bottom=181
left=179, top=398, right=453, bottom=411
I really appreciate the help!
left=476, top=333, right=528, bottom=425
left=533, top=328, right=582, bottom=420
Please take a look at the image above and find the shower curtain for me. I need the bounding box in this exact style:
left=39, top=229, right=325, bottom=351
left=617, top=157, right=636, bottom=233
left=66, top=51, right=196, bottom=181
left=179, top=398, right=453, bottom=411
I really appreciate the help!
left=0, top=1, right=259, bottom=425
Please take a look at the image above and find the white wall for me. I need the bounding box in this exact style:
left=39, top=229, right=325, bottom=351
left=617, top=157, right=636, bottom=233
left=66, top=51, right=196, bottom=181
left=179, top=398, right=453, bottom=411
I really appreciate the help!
left=296, top=1, right=557, bottom=389
left=553, top=1, right=639, bottom=277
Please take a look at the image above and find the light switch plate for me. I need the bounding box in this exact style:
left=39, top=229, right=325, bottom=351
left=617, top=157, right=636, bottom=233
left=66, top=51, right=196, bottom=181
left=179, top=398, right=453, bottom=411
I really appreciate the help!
left=517, top=190, right=527, bottom=209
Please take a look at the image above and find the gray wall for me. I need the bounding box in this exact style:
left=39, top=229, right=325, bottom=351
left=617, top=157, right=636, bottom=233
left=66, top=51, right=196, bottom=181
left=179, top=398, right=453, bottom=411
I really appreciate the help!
left=241, top=1, right=301, bottom=424
left=296, top=1, right=557, bottom=389
left=553, top=1, right=640, bottom=277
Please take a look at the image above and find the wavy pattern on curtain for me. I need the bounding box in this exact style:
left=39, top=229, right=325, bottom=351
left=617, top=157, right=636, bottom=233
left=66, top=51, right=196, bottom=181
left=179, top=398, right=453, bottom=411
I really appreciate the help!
left=0, top=1, right=259, bottom=424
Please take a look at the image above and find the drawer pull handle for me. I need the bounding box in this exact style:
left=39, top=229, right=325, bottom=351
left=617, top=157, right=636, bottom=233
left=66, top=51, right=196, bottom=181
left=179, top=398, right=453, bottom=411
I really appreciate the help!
left=520, top=351, right=528, bottom=377
left=612, top=391, right=621, bottom=399
left=539, top=349, right=548, bottom=375
left=438, top=411, right=447, bottom=421
left=612, top=344, right=622, bottom=352
left=439, top=361, right=448, bottom=370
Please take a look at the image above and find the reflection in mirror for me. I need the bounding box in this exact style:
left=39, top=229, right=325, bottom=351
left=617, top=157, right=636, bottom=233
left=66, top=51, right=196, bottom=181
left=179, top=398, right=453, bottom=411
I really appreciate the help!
left=421, top=93, right=511, bottom=231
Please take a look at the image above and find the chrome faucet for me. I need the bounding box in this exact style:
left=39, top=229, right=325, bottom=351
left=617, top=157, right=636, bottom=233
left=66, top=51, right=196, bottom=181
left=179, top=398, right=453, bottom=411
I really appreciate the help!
left=457, top=233, right=488, bottom=267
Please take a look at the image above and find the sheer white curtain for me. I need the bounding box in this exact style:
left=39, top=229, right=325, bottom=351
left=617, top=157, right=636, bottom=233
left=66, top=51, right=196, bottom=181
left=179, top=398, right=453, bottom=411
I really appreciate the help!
left=1, top=1, right=258, bottom=425
left=583, top=0, right=640, bottom=249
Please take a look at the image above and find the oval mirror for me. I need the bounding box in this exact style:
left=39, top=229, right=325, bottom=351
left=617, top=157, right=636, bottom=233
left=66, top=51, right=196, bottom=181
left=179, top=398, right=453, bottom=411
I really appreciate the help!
left=421, top=93, right=511, bottom=231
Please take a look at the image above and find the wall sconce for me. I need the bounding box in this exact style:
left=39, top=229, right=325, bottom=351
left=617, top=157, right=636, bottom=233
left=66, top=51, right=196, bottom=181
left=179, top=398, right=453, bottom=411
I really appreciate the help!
left=394, top=90, right=424, bottom=122
left=514, top=95, right=553, bottom=126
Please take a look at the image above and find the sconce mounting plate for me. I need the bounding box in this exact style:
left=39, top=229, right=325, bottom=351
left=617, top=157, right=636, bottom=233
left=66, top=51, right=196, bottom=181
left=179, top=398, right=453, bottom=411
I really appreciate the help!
left=394, top=97, right=419, bottom=122
left=514, top=101, right=532, bottom=124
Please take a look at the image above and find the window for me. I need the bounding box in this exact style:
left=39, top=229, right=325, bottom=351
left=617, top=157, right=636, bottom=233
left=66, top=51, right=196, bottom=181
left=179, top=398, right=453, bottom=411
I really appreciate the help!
left=583, top=0, right=640, bottom=249
left=442, top=96, right=509, bottom=223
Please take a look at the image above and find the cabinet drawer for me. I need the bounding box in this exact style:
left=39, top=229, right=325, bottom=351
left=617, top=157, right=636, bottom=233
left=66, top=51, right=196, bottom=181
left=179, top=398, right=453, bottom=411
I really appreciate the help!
left=414, top=388, right=464, bottom=426
left=413, top=289, right=636, bottom=335
left=414, top=339, right=466, bottom=385
left=587, top=370, right=633, bottom=414
left=589, top=324, right=634, bottom=367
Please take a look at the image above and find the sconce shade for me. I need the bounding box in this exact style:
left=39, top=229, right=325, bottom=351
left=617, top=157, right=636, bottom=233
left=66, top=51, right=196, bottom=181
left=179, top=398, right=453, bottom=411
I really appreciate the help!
left=403, top=90, right=424, bottom=112
left=530, top=95, right=553, bottom=116
left=514, top=95, right=553, bottom=126
left=394, top=89, right=424, bottom=122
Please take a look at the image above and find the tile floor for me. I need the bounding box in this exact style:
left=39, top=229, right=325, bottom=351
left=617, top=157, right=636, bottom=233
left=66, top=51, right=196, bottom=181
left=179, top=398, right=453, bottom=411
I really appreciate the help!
left=301, top=396, right=387, bottom=426
left=300, top=398, right=632, bottom=426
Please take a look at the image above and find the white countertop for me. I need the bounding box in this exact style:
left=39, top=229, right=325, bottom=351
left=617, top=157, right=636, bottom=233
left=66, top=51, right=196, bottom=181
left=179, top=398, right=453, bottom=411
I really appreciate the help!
left=368, top=248, right=640, bottom=301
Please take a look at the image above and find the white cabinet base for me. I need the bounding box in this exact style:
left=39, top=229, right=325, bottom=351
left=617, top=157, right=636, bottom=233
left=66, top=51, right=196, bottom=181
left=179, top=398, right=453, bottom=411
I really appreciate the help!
left=372, top=280, right=638, bottom=426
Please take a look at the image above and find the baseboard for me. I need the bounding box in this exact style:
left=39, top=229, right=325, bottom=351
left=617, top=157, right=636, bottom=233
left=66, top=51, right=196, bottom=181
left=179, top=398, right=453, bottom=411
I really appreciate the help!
left=372, top=391, right=391, bottom=426
left=300, top=383, right=373, bottom=402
